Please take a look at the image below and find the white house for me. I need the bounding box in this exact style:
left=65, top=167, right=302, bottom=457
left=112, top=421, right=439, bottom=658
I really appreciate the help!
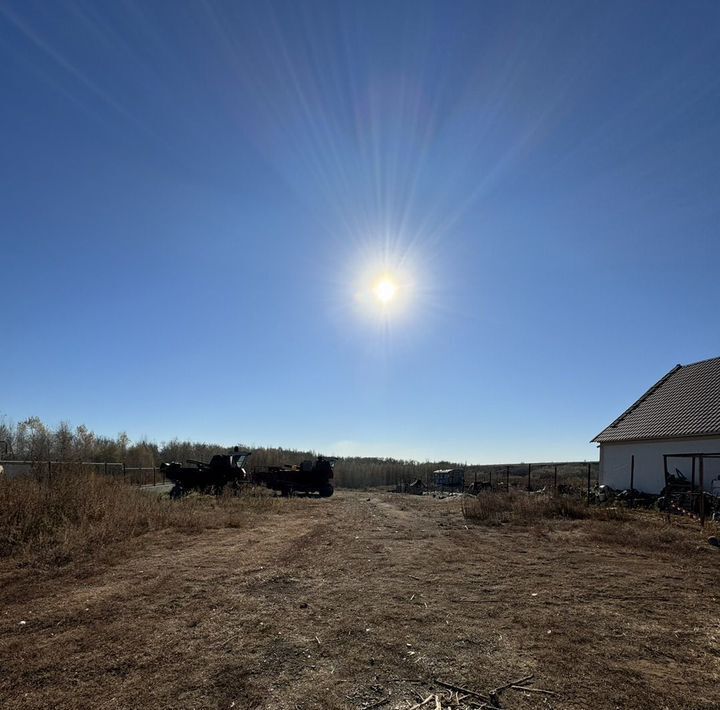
left=593, top=357, right=720, bottom=494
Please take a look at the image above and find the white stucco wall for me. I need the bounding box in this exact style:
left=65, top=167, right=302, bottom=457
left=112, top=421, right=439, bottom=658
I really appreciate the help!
left=600, top=437, right=720, bottom=493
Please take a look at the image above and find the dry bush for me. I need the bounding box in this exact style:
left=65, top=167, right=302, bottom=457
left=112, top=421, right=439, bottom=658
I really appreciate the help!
left=0, top=468, right=168, bottom=564
left=583, top=515, right=715, bottom=556
left=0, top=470, right=290, bottom=567
left=461, top=490, right=714, bottom=557
left=461, top=490, right=624, bottom=526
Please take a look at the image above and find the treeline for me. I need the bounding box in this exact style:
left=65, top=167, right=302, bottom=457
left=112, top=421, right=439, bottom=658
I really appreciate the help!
left=0, top=417, right=461, bottom=489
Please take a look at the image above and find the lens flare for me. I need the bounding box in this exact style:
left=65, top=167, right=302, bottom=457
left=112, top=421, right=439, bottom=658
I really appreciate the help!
left=373, top=276, right=397, bottom=304
left=346, top=238, right=420, bottom=331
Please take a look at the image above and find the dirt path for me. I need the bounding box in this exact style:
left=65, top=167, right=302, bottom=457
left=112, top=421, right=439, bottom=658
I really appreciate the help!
left=1, top=491, right=719, bottom=709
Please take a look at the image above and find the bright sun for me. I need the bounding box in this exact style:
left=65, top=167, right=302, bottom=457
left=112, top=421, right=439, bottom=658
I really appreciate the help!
left=351, top=248, right=417, bottom=324
left=373, top=277, right=397, bottom=304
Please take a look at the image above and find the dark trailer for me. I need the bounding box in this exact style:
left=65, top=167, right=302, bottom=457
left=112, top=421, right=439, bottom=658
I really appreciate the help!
left=162, top=449, right=335, bottom=498
left=162, top=449, right=251, bottom=498
left=252, top=457, right=335, bottom=497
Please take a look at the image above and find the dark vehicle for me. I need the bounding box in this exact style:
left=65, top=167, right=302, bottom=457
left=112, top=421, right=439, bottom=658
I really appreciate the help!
left=162, top=448, right=335, bottom=498
left=252, top=456, right=335, bottom=497
left=162, top=448, right=251, bottom=499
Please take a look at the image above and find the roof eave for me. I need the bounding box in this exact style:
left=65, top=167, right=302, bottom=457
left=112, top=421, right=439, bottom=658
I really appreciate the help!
left=595, top=430, right=720, bottom=445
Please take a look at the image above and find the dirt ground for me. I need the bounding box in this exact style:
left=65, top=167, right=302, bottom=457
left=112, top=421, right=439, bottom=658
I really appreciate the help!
left=1, top=491, right=719, bottom=709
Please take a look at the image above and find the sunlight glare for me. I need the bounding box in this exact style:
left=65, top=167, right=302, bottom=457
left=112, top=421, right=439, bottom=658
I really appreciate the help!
left=373, top=277, right=397, bottom=304
left=341, top=232, right=431, bottom=336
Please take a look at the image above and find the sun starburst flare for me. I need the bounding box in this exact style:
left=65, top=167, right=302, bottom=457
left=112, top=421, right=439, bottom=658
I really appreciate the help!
left=373, top=276, right=397, bottom=305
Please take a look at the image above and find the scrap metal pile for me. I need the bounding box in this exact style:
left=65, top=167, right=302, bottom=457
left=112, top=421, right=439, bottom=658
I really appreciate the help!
left=594, top=478, right=720, bottom=521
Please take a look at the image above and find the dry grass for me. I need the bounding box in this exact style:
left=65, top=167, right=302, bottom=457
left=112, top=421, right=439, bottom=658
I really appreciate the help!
left=460, top=490, right=620, bottom=525
left=460, top=490, right=719, bottom=560
left=0, top=469, right=288, bottom=568
left=2, top=491, right=719, bottom=710
left=583, top=513, right=720, bottom=556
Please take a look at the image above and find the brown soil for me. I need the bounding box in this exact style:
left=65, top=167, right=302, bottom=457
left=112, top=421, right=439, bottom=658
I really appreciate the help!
left=1, top=491, right=718, bottom=709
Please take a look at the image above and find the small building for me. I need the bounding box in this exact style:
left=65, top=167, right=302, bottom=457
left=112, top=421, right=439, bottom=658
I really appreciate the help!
left=593, top=357, right=720, bottom=494
left=433, top=468, right=465, bottom=490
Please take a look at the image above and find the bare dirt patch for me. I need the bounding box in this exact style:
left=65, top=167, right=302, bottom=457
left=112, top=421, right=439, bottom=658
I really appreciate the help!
left=1, top=491, right=718, bottom=709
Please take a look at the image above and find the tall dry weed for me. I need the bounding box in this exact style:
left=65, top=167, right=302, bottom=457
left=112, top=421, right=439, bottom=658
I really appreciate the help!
left=460, top=490, right=715, bottom=557
left=461, top=490, right=626, bottom=526
left=584, top=516, right=715, bottom=556
left=0, top=470, right=290, bottom=567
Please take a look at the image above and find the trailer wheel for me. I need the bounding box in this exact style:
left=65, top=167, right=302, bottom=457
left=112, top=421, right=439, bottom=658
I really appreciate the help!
left=319, top=485, right=334, bottom=498
left=170, top=484, right=185, bottom=500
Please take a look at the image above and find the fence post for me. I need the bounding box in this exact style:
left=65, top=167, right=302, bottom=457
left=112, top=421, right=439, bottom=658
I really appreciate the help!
left=587, top=462, right=592, bottom=505
left=123, top=462, right=126, bottom=482
left=630, top=455, right=635, bottom=508
left=489, top=469, right=493, bottom=489
left=691, top=456, right=696, bottom=515
left=153, top=466, right=156, bottom=486
left=527, top=463, right=531, bottom=491
left=48, top=460, right=52, bottom=484
left=699, top=456, right=705, bottom=528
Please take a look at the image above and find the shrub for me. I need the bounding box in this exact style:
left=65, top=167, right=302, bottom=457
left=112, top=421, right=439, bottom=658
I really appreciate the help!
left=460, top=490, right=619, bottom=525
left=0, top=469, right=287, bottom=567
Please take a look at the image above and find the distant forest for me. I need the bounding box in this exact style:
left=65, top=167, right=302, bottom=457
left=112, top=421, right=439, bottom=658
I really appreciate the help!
left=0, top=417, right=462, bottom=488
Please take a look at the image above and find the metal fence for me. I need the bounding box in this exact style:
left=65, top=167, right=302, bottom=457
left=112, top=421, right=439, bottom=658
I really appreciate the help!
left=0, top=457, right=601, bottom=500
left=391, top=460, right=601, bottom=502
left=0, top=460, right=168, bottom=486
left=465, top=460, right=600, bottom=501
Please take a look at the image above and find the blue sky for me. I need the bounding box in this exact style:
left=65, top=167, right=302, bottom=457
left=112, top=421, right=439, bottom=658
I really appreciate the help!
left=2, top=0, right=719, bottom=463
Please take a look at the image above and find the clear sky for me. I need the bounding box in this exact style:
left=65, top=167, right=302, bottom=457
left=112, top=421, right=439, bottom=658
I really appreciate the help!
left=2, top=1, right=719, bottom=463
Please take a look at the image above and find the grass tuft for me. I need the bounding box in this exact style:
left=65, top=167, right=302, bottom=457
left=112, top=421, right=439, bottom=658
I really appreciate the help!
left=461, top=490, right=718, bottom=557
left=461, top=490, right=627, bottom=526
left=583, top=516, right=714, bottom=555
left=0, top=468, right=290, bottom=567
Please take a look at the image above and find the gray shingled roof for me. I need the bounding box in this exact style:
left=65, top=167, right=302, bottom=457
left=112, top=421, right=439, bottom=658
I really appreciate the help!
left=593, top=357, right=720, bottom=443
